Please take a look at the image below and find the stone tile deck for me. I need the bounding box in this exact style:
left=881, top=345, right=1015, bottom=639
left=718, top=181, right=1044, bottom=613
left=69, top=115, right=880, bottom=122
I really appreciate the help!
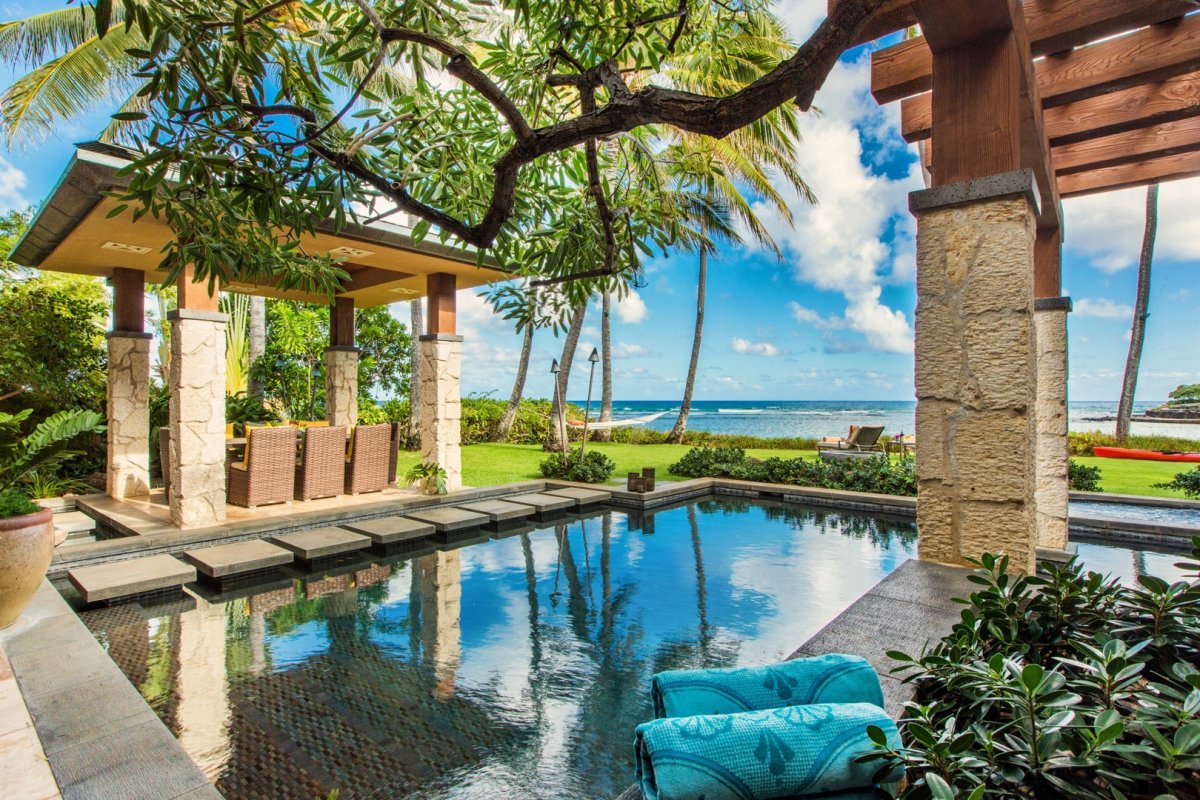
left=341, top=515, right=436, bottom=545
left=403, top=507, right=489, bottom=534
left=270, top=527, right=370, bottom=562
left=544, top=486, right=612, bottom=508
left=505, top=492, right=576, bottom=516
left=183, top=540, right=293, bottom=579
left=0, top=647, right=60, bottom=800
left=67, top=555, right=196, bottom=604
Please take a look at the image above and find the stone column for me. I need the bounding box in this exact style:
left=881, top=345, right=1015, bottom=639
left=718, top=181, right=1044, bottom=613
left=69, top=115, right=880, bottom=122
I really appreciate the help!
left=106, top=332, right=153, bottom=498
left=418, top=334, right=462, bottom=492
left=325, top=347, right=359, bottom=427
left=168, top=309, right=227, bottom=528
left=912, top=171, right=1040, bottom=573
left=1034, top=298, right=1072, bottom=553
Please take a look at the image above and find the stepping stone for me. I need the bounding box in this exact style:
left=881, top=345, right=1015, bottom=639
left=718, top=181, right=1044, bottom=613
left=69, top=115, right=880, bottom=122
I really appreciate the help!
left=505, top=492, right=575, bottom=516
left=54, top=510, right=97, bottom=536
left=342, top=516, right=436, bottom=546
left=544, top=487, right=612, bottom=508
left=270, top=527, right=370, bottom=562
left=184, top=539, right=293, bottom=580
left=68, top=554, right=196, bottom=604
left=456, top=500, right=532, bottom=527
left=403, top=506, right=488, bottom=534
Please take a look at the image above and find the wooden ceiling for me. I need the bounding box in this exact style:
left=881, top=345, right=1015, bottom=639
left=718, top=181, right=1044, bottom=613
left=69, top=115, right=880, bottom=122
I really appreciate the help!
left=845, top=0, right=1200, bottom=207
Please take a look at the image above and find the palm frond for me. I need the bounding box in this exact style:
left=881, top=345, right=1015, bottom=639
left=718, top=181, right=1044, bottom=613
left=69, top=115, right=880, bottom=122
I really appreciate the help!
left=0, top=2, right=129, bottom=66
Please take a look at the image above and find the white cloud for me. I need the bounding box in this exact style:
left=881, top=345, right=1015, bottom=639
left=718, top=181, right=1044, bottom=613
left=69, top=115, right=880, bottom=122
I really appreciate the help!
left=1063, top=181, right=1200, bottom=273
left=0, top=157, right=28, bottom=211
left=612, top=341, right=655, bottom=358
left=614, top=290, right=649, bottom=324
left=773, top=0, right=826, bottom=41
left=1073, top=298, right=1134, bottom=319
left=731, top=337, right=781, bottom=357
left=747, top=56, right=920, bottom=355
left=788, top=301, right=845, bottom=330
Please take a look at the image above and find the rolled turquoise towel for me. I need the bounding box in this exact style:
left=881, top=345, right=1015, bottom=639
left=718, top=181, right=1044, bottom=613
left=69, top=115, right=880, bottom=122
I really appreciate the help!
left=634, top=702, right=900, bottom=800
left=652, top=655, right=884, bottom=718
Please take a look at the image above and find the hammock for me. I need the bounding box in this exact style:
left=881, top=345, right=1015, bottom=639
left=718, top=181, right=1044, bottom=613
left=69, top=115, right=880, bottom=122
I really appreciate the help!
left=566, top=411, right=669, bottom=430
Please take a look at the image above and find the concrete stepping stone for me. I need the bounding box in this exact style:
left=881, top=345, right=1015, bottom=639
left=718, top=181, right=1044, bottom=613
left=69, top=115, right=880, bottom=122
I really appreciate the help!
left=505, top=492, right=576, bottom=517
left=54, top=510, right=97, bottom=536
left=456, top=500, right=532, bottom=527
left=68, top=554, right=196, bottom=604
left=183, top=539, right=293, bottom=580
left=270, top=527, right=370, bottom=563
left=403, top=506, right=488, bottom=535
left=342, top=516, right=436, bottom=546
left=543, top=487, right=611, bottom=509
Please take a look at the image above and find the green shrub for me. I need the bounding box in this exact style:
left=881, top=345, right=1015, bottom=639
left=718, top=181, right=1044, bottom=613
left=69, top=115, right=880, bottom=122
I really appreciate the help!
left=865, top=545, right=1200, bottom=799
left=0, top=488, right=39, bottom=518
left=539, top=448, right=616, bottom=484
left=669, top=446, right=917, bottom=496
left=1069, top=430, right=1200, bottom=456
left=1068, top=459, right=1103, bottom=492
left=669, top=446, right=749, bottom=477
left=1155, top=466, right=1200, bottom=499
left=226, top=392, right=279, bottom=433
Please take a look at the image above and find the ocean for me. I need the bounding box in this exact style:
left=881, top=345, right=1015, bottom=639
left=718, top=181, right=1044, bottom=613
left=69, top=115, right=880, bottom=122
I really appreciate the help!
left=564, top=400, right=1200, bottom=440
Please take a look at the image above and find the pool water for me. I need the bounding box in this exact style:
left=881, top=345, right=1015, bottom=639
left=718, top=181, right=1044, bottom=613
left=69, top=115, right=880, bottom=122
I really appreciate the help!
left=77, top=499, right=918, bottom=800
left=1071, top=500, right=1200, bottom=528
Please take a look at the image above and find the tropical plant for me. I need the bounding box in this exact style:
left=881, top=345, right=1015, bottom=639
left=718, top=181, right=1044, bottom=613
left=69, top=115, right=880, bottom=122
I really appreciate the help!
left=0, top=208, right=31, bottom=275
left=404, top=461, right=447, bottom=494
left=225, top=392, right=279, bottom=435
left=1155, top=466, right=1200, bottom=499
left=1168, top=384, right=1200, bottom=406
left=539, top=448, right=616, bottom=484
left=221, top=292, right=251, bottom=395
left=670, top=446, right=918, bottom=496
left=1068, top=459, right=1103, bottom=492
left=1116, top=183, right=1159, bottom=441
left=0, top=409, right=106, bottom=515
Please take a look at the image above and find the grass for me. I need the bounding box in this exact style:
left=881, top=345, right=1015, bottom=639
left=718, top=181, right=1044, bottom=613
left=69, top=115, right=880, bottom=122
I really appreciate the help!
left=397, top=443, right=1199, bottom=500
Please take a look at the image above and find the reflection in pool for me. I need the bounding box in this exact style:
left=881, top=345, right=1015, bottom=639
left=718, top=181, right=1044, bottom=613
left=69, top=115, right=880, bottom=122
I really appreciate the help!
left=78, top=499, right=918, bottom=800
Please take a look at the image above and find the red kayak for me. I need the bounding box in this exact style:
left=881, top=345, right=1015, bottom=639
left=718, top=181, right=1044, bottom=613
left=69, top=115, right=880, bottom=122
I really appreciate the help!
left=1094, top=446, right=1200, bottom=463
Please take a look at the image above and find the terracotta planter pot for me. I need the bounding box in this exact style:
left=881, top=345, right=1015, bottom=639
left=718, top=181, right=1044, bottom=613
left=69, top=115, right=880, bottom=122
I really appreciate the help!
left=0, top=507, right=54, bottom=629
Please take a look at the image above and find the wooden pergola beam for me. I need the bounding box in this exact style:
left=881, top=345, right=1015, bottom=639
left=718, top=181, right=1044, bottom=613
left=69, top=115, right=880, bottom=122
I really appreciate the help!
left=1052, top=116, right=1200, bottom=173
left=873, top=10, right=1200, bottom=104
left=1058, top=149, right=1200, bottom=195
left=901, top=72, right=1200, bottom=144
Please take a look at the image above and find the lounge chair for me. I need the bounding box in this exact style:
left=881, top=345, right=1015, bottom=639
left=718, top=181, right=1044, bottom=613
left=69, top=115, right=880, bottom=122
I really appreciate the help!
left=816, top=425, right=886, bottom=453
left=295, top=425, right=348, bottom=501
left=227, top=426, right=297, bottom=508
left=345, top=423, right=391, bottom=495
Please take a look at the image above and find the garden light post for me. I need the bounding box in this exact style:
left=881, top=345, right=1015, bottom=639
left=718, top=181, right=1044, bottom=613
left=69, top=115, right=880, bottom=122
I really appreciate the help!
left=551, top=359, right=566, bottom=454
left=581, top=348, right=600, bottom=460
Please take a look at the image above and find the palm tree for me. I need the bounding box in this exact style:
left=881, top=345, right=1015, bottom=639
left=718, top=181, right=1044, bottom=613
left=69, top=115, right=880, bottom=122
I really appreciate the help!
left=1116, top=183, right=1160, bottom=442
left=596, top=292, right=614, bottom=441
left=248, top=297, right=266, bottom=397
left=497, top=320, right=535, bottom=441
left=408, top=299, right=423, bottom=447
left=550, top=302, right=587, bottom=452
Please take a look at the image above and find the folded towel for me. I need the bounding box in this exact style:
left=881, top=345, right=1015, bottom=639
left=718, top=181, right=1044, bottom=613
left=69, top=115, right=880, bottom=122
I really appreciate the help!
left=635, top=702, right=900, bottom=800
left=652, top=655, right=884, bottom=718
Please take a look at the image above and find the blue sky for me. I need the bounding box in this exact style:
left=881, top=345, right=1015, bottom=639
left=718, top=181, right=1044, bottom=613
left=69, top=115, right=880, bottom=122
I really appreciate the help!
left=2, top=0, right=1197, bottom=403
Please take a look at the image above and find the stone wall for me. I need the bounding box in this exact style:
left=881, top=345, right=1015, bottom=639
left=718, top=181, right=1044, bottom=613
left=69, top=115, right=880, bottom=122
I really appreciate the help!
left=325, top=347, right=358, bottom=428
left=1034, top=303, right=1071, bottom=552
left=168, top=311, right=227, bottom=528
left=106, top=332, right=152, bottom=498
left=418, top=335, right=462, bottom=492
left=913, top=187, right=1039, bottom=573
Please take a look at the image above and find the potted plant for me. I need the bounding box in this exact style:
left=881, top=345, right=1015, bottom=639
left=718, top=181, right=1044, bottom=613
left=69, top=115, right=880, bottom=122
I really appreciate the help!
left=0, top=409, right=105, bottom=628
left=404, top=462, right=448, bottom=496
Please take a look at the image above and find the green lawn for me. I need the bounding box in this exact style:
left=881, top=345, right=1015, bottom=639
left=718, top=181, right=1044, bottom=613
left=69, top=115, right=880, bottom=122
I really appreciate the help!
left=397, top=443, right=1197, bottom=499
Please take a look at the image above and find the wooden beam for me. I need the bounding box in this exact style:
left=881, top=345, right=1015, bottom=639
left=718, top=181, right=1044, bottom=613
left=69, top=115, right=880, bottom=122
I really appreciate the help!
left=1058, top=149, right=1200, bottom=195
left=1053, top=116, right=1200, bottom=173
left=901, top=72, right=1200, bottom=144
left=110, top=268, right=144, bottom=333
left=913, top=0, right=1014, bottom=52
left=426, top=273, right=457, bottom=336
left=1011, top=0, right=1063, bottom=228
left=341, top=265, right=414, bottom=294
left=872, top=12, right=1200, bottom=104
left=176, top=264, right=218, bottom=312
left=1034, top=227, right=1062, bottom=299
left=330, top=296, right=355, bottom=347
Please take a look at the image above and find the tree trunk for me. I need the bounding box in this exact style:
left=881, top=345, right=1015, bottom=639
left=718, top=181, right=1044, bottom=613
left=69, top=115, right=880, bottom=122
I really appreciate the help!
left=498, top=322, right=535, bottom=441
left=596, top=291, right=614, bottom=441
left=248, top=295, right=266, bottom=397
left=550, top=302, right=587, bottom=452
left=667, top=247, right=707, bottom=444
left=408, top=299, right=423, bottom=448
left=1116, top=183, right=1159, bottom=442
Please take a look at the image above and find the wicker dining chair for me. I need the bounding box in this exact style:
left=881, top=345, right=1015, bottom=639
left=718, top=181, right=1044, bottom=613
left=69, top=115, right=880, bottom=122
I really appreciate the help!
left=387, top=422, right=404, bottom=485
left=158, top=427, right=171, bottom=498
left=345, top=423, right=391, bottom=495
left=295, top=425, right=348, bottom=501
left=227, top=425, right=297, bottom=508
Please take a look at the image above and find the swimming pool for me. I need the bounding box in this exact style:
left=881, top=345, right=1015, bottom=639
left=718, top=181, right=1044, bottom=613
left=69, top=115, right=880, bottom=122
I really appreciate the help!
left=72, top=498, right=1180, bottom=799
left=1071, top=500, right=1200, bottom=529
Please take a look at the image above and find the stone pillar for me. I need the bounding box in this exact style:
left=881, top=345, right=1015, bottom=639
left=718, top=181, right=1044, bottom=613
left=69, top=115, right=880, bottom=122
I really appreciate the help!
left=912, top=171, right=1040, bottom=573
left=418, top=334, right=462, bottom=492
left=325, top=347, right=359, bottom=427
left=1034, top=298, right=1072, bottom=553
left=106, top=332, right=153, bottom=498
left=168, top=309, right=227, bottom=528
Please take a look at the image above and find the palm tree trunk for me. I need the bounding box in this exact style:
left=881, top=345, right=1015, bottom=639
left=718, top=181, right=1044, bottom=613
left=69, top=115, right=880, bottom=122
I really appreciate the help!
left=550, top=302, right=587, bottom=452
left=596, top=291, right=614, bottom=441
left=1116, top=183, right=1158, bottom=442
left=248, top=296, right=266, bottom=398
left=498, top=322, right=535, bottom=441
left=667, top=247, right=707, bottom=444
left=408, top=299, right=423, bottom=448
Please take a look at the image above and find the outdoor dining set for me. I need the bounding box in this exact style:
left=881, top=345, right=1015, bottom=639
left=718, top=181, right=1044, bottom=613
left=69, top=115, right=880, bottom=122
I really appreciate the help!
left=158, top=422, right=404, bottom=509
